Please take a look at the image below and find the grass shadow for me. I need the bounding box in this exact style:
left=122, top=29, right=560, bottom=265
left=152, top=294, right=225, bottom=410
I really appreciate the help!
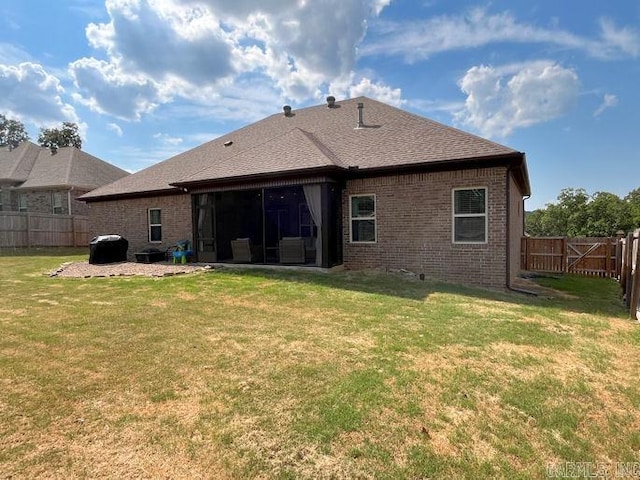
left=214, top=267, right=629, bottom=319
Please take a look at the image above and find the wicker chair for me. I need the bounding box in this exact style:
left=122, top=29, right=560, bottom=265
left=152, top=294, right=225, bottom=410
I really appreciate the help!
left=279, top=237, right=306, bottom=264
left=231, top=238, right=262, bottom=263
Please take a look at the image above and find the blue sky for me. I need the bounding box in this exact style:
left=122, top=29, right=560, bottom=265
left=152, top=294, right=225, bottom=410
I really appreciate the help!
left=1, top=0, right=638, bottom=209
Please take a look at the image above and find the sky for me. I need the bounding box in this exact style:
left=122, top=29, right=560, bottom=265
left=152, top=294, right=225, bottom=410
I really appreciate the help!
left=1, top=0, right=638, bottom=210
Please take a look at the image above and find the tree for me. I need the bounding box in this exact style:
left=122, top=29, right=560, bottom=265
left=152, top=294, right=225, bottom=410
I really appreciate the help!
left=37, top=122, right=82, bottom=150
left=585, top=192, right=633, bottom=236
left=625, top=188, right=640, bottom=229
left=0, top=113, right=30, bottom=149
left=526, top=188, right=636, bottom=237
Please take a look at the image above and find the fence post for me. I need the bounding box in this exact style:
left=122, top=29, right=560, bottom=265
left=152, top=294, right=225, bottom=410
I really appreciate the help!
left=630, top=234, right=640, bottom=320
left=626, top=233, right=635, bottom=308
left=605, top=238, right=612, bottom=278
left=72, top=216, right=77, bottom=247
left=621, top=238, right=628, bottom=294
left=26, top=212, right=31, bottom=248
left=561, top=237, right=568, bottom=273
left=616, top=237, right=622, bottom=279
left=616, top=231, right=625, bottom=279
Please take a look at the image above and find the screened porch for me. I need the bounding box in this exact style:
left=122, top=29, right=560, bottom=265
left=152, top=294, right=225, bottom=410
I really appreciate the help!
left=192, top=183, right=342, bottom=268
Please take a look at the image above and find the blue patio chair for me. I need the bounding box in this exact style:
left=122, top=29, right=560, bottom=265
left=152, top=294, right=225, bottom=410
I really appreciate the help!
left=171, top=240, right=193, bottom=264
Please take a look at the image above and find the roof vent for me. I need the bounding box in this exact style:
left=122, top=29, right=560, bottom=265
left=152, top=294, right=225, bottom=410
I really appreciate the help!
left=326, top=96, right=336, bottom=108
left=355, top=102, right=364, bottom=129
left=283, top=105, right=292, bottom=117
left=224, top=140, right=233, bottom=147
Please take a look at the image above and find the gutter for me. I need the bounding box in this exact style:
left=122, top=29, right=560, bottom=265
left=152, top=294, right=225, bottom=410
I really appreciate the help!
left=170, top=165, right=345, bottom=190
left=80, top=187, right=184, bottom=203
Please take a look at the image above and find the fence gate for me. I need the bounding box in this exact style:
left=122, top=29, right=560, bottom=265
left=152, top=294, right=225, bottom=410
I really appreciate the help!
left=521, top=236, right=619, bottom=278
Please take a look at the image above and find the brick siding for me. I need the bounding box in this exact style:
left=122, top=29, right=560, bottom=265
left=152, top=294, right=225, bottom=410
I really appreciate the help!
left=343, top=167, right=513, bottom=289
left=0, top=186, right=9, bottom=211
left=85, top=168, right=524, bottom=289
left=87, top=193, right=192, bottom=259
left=0, top=187, right=90, bottom=215
left=508, top=173, right=525, bottom=285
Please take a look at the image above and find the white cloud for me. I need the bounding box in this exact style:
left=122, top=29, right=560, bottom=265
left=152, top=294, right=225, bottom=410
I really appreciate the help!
left=107, top=122, right=123, bottom=136
left=328, top=75, right=404, bottom=107
left=70, top=0, right=394, bottom=119
left=455, top=61, right=580, bottom=138
left=595, top=18, right=640, bottom=58
left=593, top=93, right=618, bottom=117
left=0, top=43, right=34, bottom=64
left=86, top=0, right=234, bottom=85
left=0, top=62, right=80, bottom=126
left=70, top=57, right=163, bottom=120
left=153, top=132, right=183, bottom=146
left=362, top=8, right=640, bottom=61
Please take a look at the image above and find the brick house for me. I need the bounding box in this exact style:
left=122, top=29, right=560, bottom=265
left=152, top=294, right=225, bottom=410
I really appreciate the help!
left=81, top=97, right=531, bottom=289
left=0, top=141, right=129, bottom=216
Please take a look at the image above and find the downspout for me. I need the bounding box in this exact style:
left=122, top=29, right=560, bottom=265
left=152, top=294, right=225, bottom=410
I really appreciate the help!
left=68, top=186, right=74, bottom=215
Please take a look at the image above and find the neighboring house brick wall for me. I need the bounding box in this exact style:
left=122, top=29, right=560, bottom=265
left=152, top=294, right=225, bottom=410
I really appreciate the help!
left=508, top=173, right=524, bottom=286
left=0, top=186, right=19, bottom=211
left=17, top=190, right=56, bottom=214
left=12, top=189, right=80, bottom=215
left=71, top=190, right=90, bottom=216
left=343, top=167, right=509, bottom=289
left=0, top=186, right=8, bottom=211
left=87, top=193, right=192, bottom=257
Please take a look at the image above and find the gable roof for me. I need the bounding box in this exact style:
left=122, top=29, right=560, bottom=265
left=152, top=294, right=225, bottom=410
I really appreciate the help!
left=0, top=141, right=129, bottom=190
left=0, top=141, right=41, bottom=184
left=82, top=96, right=530, bottom=201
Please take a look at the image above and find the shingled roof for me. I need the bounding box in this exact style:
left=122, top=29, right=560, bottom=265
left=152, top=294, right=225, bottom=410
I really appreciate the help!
left=0, top=141, right=129, bottom=190
left=81, top=96, right=530, bottom=201
left=0, top=141, right=41, bottom=184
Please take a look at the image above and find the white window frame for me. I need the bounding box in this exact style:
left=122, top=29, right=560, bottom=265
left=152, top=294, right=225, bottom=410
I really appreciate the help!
left=148, top=208, right=162, bottom=243
left=452, top=187, right=488, bottom=244
left=52, top=192, right=63, bottom=214
left=349, top=194, right=377, bottom=243
left=18, top=193, right=27, bottom=213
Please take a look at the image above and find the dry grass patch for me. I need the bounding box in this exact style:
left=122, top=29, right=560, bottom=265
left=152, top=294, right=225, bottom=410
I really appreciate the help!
left=1, top=255, right=639, bottom=479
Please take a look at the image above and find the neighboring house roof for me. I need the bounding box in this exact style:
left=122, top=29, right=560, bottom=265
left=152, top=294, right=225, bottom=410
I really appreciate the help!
left=0, top=141, right=129, bottom=190
left=81, top=96, right=530, bottom=201
left=0, top=141, right=41, bottom=184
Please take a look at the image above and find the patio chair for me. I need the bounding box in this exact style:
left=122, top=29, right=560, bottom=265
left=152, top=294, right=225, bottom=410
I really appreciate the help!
left=231, top=238, right=262, bottom=263
left=170, top=240, right=193, bottom=264
left=279, top=237, right=306, bottom=264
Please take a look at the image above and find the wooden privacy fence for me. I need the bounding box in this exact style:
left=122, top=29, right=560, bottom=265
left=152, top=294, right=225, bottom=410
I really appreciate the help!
left=521, top=236, right=620, bottom=278
left=0, top=212, right=89, bottom=248
left=620, top=229, right=640, bottom=320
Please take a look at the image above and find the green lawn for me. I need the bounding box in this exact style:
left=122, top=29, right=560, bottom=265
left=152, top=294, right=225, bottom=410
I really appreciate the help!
left=1, top=251, right=639, bottom=479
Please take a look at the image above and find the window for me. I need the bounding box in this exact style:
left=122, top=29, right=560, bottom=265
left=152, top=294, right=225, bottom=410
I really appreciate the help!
left=453, top=188, right=487, bottom=243
left=148, top=208, right=162, bottom=242
left=18, top=194, right=27, bottom=212
left=52, top=192, right=63, bottom=214
left=350, top=194, right=376, bottom=243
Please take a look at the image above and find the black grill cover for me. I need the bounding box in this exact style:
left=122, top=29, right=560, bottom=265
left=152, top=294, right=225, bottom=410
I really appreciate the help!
left=89, top=235, right=129, bottom=264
